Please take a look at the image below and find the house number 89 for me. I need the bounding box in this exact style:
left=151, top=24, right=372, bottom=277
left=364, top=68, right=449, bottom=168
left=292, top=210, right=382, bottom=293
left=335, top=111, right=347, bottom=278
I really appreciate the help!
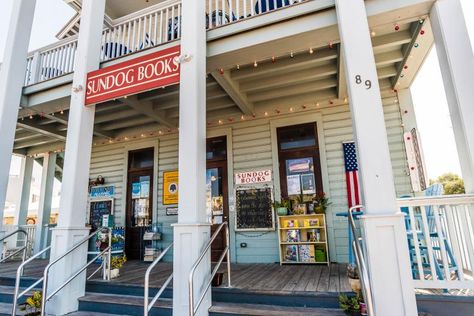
left=355, top=75, right=372, bottom=90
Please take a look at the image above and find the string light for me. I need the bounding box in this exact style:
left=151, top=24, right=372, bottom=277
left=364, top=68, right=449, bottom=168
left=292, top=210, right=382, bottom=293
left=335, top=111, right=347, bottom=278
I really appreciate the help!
left=29, top=115, right=33, bottom=119
left=253, top=61, right=258, bottom=68
left=271, top=56, right=276, bottom=63
left=236, top=64, right=240, bottom=70
left=290, top=52, right=294, bottom=58
left=289, top=107, right=294, bottom=112
left=394, top=23, right=400, bottom=31
left=371, top=30, right=376, bottom=37
left=60, top=110, right=64, bottom=115
left=309, top=48, right=314, bottom=54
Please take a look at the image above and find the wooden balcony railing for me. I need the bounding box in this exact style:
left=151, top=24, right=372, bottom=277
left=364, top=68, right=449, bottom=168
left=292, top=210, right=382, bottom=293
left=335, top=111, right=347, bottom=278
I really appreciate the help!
left=397, top=194, right=474, bottom=291
left=23, top=0, right=308, bottom=86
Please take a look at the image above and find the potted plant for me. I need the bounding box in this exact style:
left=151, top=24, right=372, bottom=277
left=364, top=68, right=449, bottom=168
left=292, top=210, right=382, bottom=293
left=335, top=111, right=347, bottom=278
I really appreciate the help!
left=347, top=264, right=361, bottom=293
left=110, top=254, right=127, bottom=279
left=20, top=291, right=42, bottom=315
left=293, top=194, right=307, bottom=215
left=313, top=191, right=331, bottom=214
left=273, top=198, right=290, bottom=216
left=338, top=293, right=361, bottom=316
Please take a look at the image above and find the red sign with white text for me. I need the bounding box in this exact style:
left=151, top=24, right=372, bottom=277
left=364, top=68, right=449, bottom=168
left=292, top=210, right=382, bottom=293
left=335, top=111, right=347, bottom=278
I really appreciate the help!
left=85, top=45, right=181, bottom=105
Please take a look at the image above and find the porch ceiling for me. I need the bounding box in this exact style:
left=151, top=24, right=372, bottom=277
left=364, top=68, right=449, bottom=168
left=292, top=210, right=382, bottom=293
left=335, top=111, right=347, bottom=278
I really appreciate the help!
left=14, top=10, right=433, bottom=155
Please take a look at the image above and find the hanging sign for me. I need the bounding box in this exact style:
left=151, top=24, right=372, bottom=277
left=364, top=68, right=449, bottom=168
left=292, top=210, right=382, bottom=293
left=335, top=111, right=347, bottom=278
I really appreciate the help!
left=85, top=45, right=181, bottom=105
left=235, top=170, right=272, bottom=185
left=163, top=170, right=179, bottom=205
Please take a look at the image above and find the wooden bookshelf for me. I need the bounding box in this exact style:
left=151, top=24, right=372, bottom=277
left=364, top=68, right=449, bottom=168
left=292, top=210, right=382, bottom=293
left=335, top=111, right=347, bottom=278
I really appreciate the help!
left=277, top=214, right=329, bottom=265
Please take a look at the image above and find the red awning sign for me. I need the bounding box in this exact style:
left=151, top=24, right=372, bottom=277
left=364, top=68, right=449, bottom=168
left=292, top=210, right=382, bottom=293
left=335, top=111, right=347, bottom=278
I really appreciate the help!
left=85, top=45, right=181, bottom=105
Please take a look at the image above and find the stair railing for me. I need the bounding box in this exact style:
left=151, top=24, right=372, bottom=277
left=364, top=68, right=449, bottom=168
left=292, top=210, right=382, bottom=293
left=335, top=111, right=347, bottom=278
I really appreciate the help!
left=188, top=221, right=231, bottom=316
left=144, top=242, right=174, bottom=316
left=12, top=246, right=51, bottom=315
left=0, top=229, right=28, bottom=263
left=348, top=205, right=375, bottom=316
left=40, top=229, right=112, bottom=316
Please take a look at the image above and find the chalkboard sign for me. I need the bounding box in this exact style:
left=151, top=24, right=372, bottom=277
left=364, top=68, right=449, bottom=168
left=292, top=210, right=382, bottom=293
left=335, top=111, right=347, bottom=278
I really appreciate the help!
left=235, top=187, right=274, bottom=231
left=88, top=198, right=114, bottom=231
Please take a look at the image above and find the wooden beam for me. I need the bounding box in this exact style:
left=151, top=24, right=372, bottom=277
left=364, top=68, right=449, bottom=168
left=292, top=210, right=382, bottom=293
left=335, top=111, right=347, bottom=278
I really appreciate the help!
left=248, top=78, right=338, bottom=103
left=372, top=31, right=412, bottom=53
left=391, top=21, right=425, bottom=88
left=14, top=137, right=60, bottom=150
left=27, top=109, right=114, bottom=139
left=211, top=70, right=254, bottom=115
left=230, top=48, right=338, bottom=81
left=120, top=96, right=176, bottom=128
left=99, top=116, right=156, bottom=131
left=374, top=50, right=404, bottom=67
left=240, top=64, right=337, bottom=93
left=337, top=44, right=347, bottom=99
left=17, top=121, right=66, bottom=141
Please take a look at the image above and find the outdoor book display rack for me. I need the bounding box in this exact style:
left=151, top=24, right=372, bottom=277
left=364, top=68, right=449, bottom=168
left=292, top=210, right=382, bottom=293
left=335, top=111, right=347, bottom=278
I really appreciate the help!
left=277, top=214, right=329, bottom=265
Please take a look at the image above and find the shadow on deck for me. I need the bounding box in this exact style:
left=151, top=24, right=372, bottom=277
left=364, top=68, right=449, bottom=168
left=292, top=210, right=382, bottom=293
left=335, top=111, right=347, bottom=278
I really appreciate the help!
left=0, top=259, right=351, bottom=294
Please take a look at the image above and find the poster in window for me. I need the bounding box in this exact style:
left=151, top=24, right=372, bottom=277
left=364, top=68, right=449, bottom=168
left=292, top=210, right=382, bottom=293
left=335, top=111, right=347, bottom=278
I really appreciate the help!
left=287, top=158, right=313, bottom=174
left=301, top=173, right=316, bottom=194
left=163, top=170, right=179, bottom=205
left=140, top=180, right=150, bottom=198
left=131, top=182, right=141, bottom=199
left=287, top=175, right=301, bottom=195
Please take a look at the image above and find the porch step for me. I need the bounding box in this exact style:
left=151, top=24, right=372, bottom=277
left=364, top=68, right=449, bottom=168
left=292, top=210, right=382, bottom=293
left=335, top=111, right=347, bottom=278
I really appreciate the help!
left=0, top=302, right=120, bottom=316
left=78, top=293, right=172, bottom=315
left=209, top=302, right=347, bottom=316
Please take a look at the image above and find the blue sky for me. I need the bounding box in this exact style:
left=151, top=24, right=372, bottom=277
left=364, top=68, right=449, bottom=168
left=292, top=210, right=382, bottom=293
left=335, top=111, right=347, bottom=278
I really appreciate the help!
left=0, top=0, right=473, bottom=180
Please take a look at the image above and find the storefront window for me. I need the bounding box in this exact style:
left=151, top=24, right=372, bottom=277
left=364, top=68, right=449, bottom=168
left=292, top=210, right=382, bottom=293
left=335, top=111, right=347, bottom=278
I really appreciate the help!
left=278, top=123, right=317, bottom=151
left=206, top=136, right=227, bottom=161
left=206, top=168, right=224, bottom=224
left=131, top=175, right=151, bottom=227
left=277, top=123, right=323, bottom=200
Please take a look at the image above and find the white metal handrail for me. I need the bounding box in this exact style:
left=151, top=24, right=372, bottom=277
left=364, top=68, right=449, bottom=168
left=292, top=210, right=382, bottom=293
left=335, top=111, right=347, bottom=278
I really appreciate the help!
left=40, top=229, right=112, bottom=316
left=144, top=242, right=174, bottom=316
left=189, top=221, right=231, bottom=316
left=348, top=205, right=375, bottom=316
left=0, top=229, right=28, bottom=264
left=11, top=246, right=51, bottom=315
left=397, top=194, right=474, bottom=290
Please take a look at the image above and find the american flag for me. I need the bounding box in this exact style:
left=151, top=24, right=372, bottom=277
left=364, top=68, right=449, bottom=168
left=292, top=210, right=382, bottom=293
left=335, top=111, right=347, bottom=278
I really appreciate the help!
left=343, top=142, right=361, bottom=207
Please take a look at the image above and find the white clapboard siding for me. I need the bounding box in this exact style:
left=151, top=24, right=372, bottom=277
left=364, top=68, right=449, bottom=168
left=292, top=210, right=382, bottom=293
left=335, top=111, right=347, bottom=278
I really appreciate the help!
left=89, top=97, right=412, bottom=264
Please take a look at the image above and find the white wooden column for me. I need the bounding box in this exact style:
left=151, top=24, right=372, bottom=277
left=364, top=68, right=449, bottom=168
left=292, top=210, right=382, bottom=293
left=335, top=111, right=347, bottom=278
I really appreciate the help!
left=335, top=1, right=418, bottom=315
left=34, top=153, right=56, bottom=254
left=431, top=0, right=474, bottom=193
left=47, top=0, right=105, bottom=314
left=14, top=156, right=34, bottom=226
left=0, top=0, right=36, bottom=229
left=172, top=0, right=211, bottom=315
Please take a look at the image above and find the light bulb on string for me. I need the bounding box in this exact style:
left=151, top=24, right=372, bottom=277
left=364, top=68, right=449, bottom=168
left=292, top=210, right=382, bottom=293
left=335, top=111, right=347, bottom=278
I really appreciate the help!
left=60, top=110, right=64, bottom=115
left=289, top=107, right=294, bottom=112
left=241, top=115, right=245, bottom=121
left=236, top=64, right=240, bottom=70
left=290, top=52, right=294, bottom=58
left=309, top=48, right=314, bottom=54
left=29, top=115, right=33, bottom=119
left=218, top=119, right=223, bottom=125
left=394, top=23, right=400, bottom=31
left=272, top=56, right=276, bottom=63
left=253, top=61, right=258, bottom=68
left=264, top=111, right=268, bottom=116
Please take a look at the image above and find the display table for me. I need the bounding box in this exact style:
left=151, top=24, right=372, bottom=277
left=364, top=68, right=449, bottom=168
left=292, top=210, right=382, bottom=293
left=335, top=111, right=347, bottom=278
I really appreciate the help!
left=277, top=214, right=329, bottom=265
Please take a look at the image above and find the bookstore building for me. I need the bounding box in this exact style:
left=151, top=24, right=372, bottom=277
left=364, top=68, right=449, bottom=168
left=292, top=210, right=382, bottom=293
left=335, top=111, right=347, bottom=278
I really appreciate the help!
left=2, top=0, right=474, bottom=315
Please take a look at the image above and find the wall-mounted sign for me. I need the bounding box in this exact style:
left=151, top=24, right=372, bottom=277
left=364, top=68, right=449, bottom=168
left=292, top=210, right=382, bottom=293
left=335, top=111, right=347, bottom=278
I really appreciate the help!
left=85, top=45, right=181, bottom=105
left=163, top=170, right=179, bottom=205
left=166, top=207, right=178, bottom=216
left=235, top=170, right=272, bottom=185
left=89, top=185, right=115, bottom=198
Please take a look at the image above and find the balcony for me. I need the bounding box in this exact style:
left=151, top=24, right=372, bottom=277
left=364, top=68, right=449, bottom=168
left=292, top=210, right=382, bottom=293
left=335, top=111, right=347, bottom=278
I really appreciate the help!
left=23, top=0, right=311, bottom=86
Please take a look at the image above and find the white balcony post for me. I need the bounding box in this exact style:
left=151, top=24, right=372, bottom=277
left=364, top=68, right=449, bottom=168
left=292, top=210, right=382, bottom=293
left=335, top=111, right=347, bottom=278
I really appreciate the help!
left=14, top=156, right=34, bottom=226
left=34, top=153, right=56, bottom=255
left=430, top=0, right=474, bottom=193
left=172, top=0, right=211, bottom=315
left=29, top=51, right=42, bottom=85
left=47, top=0, right=106, bottom=314
left=335, top=1, right=418, bottom=315
left=0, top=0, right=36, bottom=232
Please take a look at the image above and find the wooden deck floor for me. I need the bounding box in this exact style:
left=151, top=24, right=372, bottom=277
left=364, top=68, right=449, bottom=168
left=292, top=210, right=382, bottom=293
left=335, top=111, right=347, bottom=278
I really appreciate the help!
left=0, top=260, right=351, bottom=294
